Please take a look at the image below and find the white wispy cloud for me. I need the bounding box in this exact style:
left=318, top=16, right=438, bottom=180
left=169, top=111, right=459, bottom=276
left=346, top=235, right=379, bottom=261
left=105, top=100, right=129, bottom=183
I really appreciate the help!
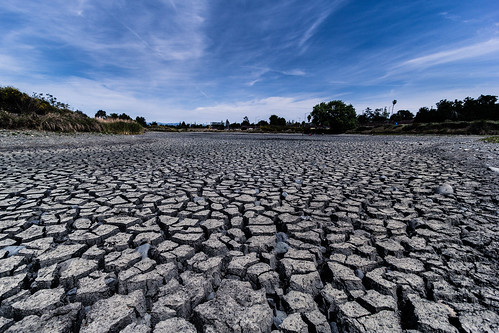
left=298, top=11, right=331, bottom=48
left=0, top=54, right=24, bottom=73
left=244, top=66, right=305, bottom=86
left=75, top=0, right=89, bottom=16
left=0, top=0, right=208, bottom=79
left=402, top=38, right=499, bottom=68
left=247, top=79, right=260, bottom=87
left=439, top=11, right=461, bottom=22
left=297, top=0, right=347, bottom=52
left=281, top=69, right=306, bottom=76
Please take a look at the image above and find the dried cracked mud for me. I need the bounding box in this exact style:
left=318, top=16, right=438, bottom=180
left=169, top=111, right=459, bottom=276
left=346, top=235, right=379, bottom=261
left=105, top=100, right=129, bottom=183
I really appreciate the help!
left=0, top=131, right=498, bottom=333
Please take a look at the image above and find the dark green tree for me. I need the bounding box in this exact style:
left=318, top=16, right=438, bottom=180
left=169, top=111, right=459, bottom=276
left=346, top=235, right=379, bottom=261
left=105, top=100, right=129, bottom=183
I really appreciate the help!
left=269, top=115, right=286, bottom=126
left=374, top=108, right=390, bottom=122
left=390, top=110, right=414, bottom=122
left=95, top=110, right=107, bottom=118
left=109, top=113, right=119, bottom=119
left=415, top=95, right=498, bottom=122
left=310, top=100, right=357, bottom=132
left=357, top=107, right=371, bottom=124
left=135, top=116, right=147, bottom=127
left=359, top=107, right=390, bottom=123
left=414, top=107, right=437, bottom=123
left=118, top=113, right=132, bottom=121
left=477, top=94, right=498, bottom=120
left=435, top=99, right=458, bottom=121
left=241, top=116, right=250, bottom=127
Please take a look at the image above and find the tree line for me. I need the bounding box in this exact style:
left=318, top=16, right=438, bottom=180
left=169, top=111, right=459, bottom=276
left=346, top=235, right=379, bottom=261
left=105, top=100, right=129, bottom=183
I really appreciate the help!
left=414, top=95, right=499, bottom=122
left=2, top=86, right=498, bottom=133
left=308, top=94, right=498, bottom=133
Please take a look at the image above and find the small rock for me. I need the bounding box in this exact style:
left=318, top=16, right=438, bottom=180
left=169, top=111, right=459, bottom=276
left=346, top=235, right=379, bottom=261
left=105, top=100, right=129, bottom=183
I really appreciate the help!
left=2, top=246, right=25, bottom=257
left=136, top=243, right=151, bottom=259
left=435, top=183, right=454, bottom=196
left=273, top=309, right=287, bottom=328
left=275, top=241, right=290, bottom=254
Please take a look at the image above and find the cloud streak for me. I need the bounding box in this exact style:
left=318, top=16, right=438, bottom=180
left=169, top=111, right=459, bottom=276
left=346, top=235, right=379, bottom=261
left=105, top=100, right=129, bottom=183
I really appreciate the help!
left=402, top=38, right=499, bottom=68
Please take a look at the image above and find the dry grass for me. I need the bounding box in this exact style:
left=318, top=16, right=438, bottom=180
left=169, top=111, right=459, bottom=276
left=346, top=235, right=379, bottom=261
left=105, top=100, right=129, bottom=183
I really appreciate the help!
left=1, top=110, right=101, bottom=132
left=96, top=117, right=135, bottom=124
left=97, top=119, right=144, bottom=134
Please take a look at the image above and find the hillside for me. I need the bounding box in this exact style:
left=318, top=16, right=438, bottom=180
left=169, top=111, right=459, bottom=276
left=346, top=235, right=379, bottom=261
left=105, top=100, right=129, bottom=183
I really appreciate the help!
left=0, top=86, right=143, bottom=134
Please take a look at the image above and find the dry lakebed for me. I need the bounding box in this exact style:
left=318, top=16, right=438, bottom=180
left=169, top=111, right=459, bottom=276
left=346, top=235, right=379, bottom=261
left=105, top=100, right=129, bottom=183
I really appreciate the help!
left=0, top=131, right=498, bottom=332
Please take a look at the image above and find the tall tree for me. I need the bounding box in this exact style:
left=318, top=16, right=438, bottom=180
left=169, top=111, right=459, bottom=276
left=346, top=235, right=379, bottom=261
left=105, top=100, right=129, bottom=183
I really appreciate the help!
left=310, top=100, right=357, bottom=133
left=391, top=100, right=397, bottom=116
left=269, top=115, right=286, bottom=126
left=242, top=116, right=250, bottom=127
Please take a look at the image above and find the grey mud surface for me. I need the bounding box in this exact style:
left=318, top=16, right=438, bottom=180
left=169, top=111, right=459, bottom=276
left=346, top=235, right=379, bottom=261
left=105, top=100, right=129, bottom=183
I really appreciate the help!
left=0, top=131, right=498, bottom=333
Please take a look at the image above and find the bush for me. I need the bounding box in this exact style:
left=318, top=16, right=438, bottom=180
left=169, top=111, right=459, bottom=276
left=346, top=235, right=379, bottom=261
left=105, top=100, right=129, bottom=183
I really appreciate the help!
left=482, top=136, right=499, bottom=143
left=99, top=119, right=144, bottom=134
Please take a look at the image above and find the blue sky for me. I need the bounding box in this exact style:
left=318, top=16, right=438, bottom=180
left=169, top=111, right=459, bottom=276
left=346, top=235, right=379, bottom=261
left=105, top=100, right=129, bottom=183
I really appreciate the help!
left=1, top=0, right=498, bottom=123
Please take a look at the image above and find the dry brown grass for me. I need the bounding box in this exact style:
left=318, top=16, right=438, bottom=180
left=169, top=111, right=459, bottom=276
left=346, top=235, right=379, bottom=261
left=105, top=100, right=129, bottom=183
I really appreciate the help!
left=1, top=110, right=101, bottom=132
left=97, top=118, right=144, bottom=134
left=96, top=117, right=136, bottom=124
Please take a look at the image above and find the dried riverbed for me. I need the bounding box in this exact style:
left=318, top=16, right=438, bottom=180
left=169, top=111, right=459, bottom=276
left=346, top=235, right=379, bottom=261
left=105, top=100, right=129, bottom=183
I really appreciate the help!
left=0, top=131, right=498, bottom=332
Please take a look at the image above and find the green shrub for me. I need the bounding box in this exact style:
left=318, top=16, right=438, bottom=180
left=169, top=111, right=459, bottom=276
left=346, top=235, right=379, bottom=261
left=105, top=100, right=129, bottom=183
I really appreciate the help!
left=481, top=136, right=499, bottom=143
